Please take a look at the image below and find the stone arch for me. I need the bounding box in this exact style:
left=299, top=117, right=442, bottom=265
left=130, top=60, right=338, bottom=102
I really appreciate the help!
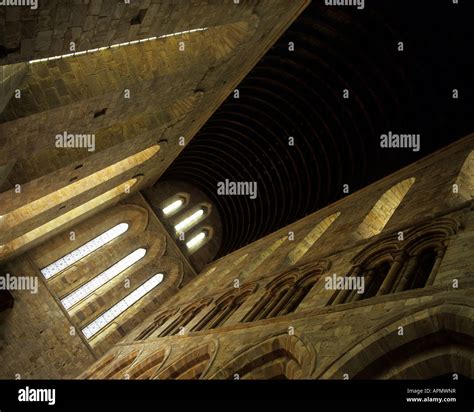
left=158, top=298, right=213, bottom=337
left=134, top=307, right=180, bottom=341
left=192, top=283, right=257, bottom=331
left=318, top=303, right=474, bottom=379
left=154, top=255, right=184, bottom=289
left=403, top=218, right=461, bottom=255
left=243, top=261, right=328, bottom=322
left=123, top=347, right=171, bottom=380
left=287, top=212, right=341, bottom=265
left=209, top=334, right=316, bottom=379
left=93, top=349, right=142, bottom=379
left=355, top=177, right=416, bottom=239
left=66, top=230, right=167, bottom=314
left=79, top=349, right=122, bottom=379
left=155, top=341, right=218, bottom=380
left=330, top=218, right=460, bottom=305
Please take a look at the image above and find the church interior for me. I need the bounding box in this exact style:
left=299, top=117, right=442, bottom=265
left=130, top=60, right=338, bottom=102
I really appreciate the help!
left=0, top=0, right=473, bottom=385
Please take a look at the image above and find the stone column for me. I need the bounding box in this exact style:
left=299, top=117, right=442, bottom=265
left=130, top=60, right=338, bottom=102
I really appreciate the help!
left=267, top=284, right=298, bottom=318
left=394, top=255, right=418, bottom=293
left=352, top=269, right=375, bottom=302
left=425, top=247, right=447, bottom=286
left=243, top=293, right=271, bottom=322
left=376, top=254, right=404, bottom=296
left=332, top=266, right=362, bottom=305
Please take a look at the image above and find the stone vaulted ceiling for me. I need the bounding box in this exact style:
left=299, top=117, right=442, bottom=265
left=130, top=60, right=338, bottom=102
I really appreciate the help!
left=162, top=0, right=474, bottom=257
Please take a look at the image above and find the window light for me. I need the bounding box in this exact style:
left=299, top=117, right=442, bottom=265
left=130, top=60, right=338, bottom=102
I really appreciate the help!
left=175, top=209, right=204, bottom=233
left=82, top=273, right=164, bottom=339
left=162, top=199, right=184, bottom=215
left=29, top=28, right=208, bottom=64
left=61, top=248, right=146, bottom=310
left=41, top=223, right=129, bottom=279
left=186, top=231, right=207, bottom=250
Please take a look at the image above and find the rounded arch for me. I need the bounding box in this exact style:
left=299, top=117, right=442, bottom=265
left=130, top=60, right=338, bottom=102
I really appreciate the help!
left=154, top=340, right=218, bottom=380
left=403, top=218, right=461, bottom=256
left=159, top=192, right=190, bottom=217
left=133, top=307, right=180, bottom=341
left=123, top=347, right=171, bottom=380
left=351, top=237, right=401, bottom=268
left=93, top=349, right=142, bottom=379
left=154, top=255, right=184, bottom=289
left=80, top=349, right=122, bottom=379
left=209, top=334, right=316, bottom=379
left=318, top=303, right=474, bottom=379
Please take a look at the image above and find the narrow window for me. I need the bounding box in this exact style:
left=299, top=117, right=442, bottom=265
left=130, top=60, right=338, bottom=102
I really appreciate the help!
left=175, top=208, right=205, bottom=234
left=41, top=223, right=129, bottom=279
left=82, top=273, right=163, bottom=339
left=61, top=248, right=146, bottom=310
left=186, top=230, right=207, bottom=250
left=162, top=198, right=184, bottom=216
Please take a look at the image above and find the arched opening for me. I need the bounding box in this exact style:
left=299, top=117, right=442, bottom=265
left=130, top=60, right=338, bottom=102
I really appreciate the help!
left=354, top=330, right=474, bottom=380
left=319, top=305, right=474, bottom=380
left=193, top=287, right=255, bottom=331
left=135, top=310, right=178, bottom=341
left=125, top=349, right=168, bottom=380
left=40, top=222, right=130, bottom=279
left=82, top=273, right=164, bottom=339
left=159, top=300, right=211, bottom=336
left=96, top=350, right=141, bottom=379
left=362, top=260, right=392, bottom=300
left=210, top=335, right=315, bottom=379
left=407, top=247, right=437, bottom=290
left=80, top=351, right=118, bottom=379
left=155, top=342, right=216, bottom=380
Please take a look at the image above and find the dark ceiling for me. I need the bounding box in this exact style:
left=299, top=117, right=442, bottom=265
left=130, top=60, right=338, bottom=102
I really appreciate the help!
left=160, top=0, right=473, bottom=258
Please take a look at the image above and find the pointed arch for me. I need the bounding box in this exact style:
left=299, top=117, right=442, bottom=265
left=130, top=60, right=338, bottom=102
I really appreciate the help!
left=287, top=212, right=341, bottom=265
left=155, top=341, right=217, bottom=380
left=209, top=334, right=316, bottom=379
left=355, top=177, right=416, bottom=239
